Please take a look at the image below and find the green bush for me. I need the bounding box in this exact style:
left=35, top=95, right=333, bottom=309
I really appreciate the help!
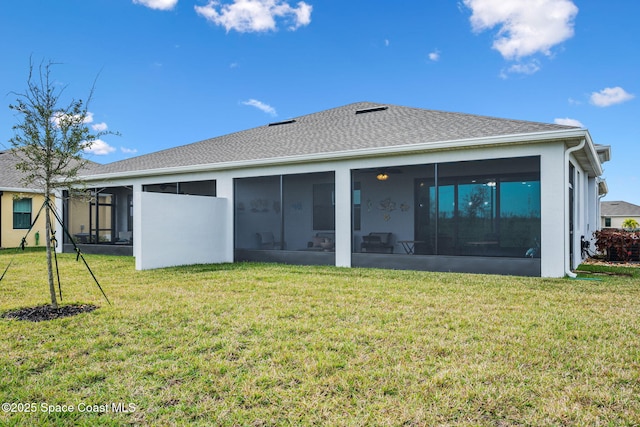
left=594, top=229, right=640, bottom=261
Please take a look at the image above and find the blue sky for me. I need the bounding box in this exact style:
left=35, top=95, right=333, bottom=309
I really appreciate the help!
left=1, top=0, right=638, bottom=204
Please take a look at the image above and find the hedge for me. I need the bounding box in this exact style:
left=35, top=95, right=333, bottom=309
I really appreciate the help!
left=594, top=229, right=640, bottom=262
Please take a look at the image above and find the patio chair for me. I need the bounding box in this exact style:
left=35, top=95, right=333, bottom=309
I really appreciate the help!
left=361, top=232, right=394, bottom=253
left=256, top=232, right=282, bottom=250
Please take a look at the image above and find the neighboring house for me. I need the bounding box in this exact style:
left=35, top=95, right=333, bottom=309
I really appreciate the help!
left=58, top=102, right=611, bottom=277
left=601, top=201, right=640, bottom=229
left=1, top=149, right=99, bottom=249
left=0, top=150, right=48, bottom=248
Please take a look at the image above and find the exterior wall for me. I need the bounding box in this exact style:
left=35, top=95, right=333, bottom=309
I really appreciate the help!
left=75, top=138, right=600, bottom=277
left=602, top=216, right=640, bottom=229
left=587, top=178, right=599, bottom=236
left=136, top=191, right=228, bottom=270
left=0, top=191, right=49, bottom=248
left=539, top=145, right=566, bottom=277
left=570, top=156, right=602, bottom=269
left=335, top=166, right=351, bottom=267
left=225, top=142, right=563, bottom=277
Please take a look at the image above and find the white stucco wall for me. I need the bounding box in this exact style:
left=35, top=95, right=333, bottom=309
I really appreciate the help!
left=539, top=144, right=566, bottom=277
left=602, top=216, right=640, bottom=229
left=80, top=134, right=603, bottom=278
left=135, top=191, right=228, bottom=270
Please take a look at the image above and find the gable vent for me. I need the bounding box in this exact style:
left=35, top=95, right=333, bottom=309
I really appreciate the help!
left=268, top=119, right=296, bottom=127
left=355, top=105, right=388, bottom=115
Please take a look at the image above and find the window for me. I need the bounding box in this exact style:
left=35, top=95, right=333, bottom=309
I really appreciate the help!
left=13, top=198, right=32, bottom=229
left=234, top=172, right=335, bottom=252
left=143, top=180, right=216, bottom=196
left=605, top=217, right=611, bottom=227
left=401, top=157, right=540, bottom=257
left=353, top=182, right=361, bottom=231
left=313, top=183, right=335, bottom=230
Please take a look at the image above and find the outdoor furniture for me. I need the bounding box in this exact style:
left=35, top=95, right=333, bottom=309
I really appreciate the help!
left=115, top=231, right=132, bottom=245
left=306, top=232, right=335, bottom=251
left=256, top=232, right=282, bottom=250
left=361, top=232, right=394, bottom=253
left=398, top=240, right=424, bottom=255
left=74, top=233, right=91, bottom=244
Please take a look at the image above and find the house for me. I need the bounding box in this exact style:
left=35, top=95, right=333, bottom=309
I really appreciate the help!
left=58, top=102, right=611, bottom=277
left=601, top=201, right=640, bottom=229
left=1, top=150, right=99, bottom=250
left=0, top=150, right=49, bottom=248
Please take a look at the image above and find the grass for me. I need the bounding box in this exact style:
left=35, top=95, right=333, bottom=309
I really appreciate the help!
left=1, top=251, right=639, bottom=426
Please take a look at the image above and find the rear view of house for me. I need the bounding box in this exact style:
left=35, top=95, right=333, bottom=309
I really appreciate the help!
left=601, top=201, right=640, bottom=229
left=58, top=102, right=611, bottom=277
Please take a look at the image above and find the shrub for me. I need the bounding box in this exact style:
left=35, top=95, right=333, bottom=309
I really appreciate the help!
left=594, top=229, right=640, bottom=262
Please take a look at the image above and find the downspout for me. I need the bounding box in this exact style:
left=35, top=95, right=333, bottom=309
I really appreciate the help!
left=564, top=138, right=586, bottom=278
left=0, top=191, right=3, bottom=248
left=597, top=179, right=607, bottom=227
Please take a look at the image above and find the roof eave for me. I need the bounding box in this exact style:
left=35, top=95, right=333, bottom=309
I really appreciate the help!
left=79, top=128, right=590, bottom=182
left=0, top=187, right=44, bottom=194
left=597, top=178, right=608, bottom=196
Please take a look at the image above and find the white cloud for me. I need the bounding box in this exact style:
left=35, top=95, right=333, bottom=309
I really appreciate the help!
left=83, top=139, right=116, bottom=156
left=52, top=111, right=96, bottom=127
left=194, top=0, right=312, bottom=33
left=554, top=117, right=583, bottom=127
left=133, top=0, right=178, bottom=10
left=92, top=122, right=108, bottom=132
left=121, top=147, right=138, bottom=154
left=83, top=112, right=95, bottom=124
left=242, top=99, right=277, bottom=116
left=463, top=0, right=578, bottom=60
left=589, top=86, right=635, bottom=107
left=428, top=50, right=440, bottom=61
left=507, top=61, right=540, bottom=75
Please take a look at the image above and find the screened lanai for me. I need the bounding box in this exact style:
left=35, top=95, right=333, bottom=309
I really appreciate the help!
left=234, top=171, right=336, bottom=265
left=352, top=156, right=541, bottom=256
left=233, top=156, right=541, bottom=275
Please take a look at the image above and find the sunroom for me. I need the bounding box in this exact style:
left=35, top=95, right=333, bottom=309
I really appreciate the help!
left=234, top=155, right=541, bottom=276
left=62, top=179, right=216, bottom=256
left=62, top=186, right=134, bottom=255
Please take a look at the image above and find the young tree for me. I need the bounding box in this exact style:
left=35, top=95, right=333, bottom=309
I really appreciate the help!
left=8, top=59, right=109, bottom=309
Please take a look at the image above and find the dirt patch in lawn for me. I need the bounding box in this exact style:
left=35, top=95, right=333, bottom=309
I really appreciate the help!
left=1, top=304, right=98, bottom=322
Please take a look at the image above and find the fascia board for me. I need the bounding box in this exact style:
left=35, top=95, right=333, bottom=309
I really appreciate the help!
left=80, top=128, right=589, bottom=183
left=0, top=187, right=43, bottom=194
left=597, top=178, right=609, bottom=196
left=582, top=131, right=604, bottom=176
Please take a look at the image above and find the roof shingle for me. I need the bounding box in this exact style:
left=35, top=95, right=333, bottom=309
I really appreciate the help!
left=601, top=201, right=640, bottom=216
left=88, top=101, right=578, bottom=176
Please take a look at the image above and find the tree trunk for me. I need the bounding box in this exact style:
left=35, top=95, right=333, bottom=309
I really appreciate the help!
left=45, top=202, right=58, bottom=309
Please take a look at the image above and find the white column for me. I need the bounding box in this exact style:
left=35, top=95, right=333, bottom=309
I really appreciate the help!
left=133, top=183, right=143, bottom=270
left=540, top=146, right=566, bottom=277
left=334, top=165, right=352, bottom=267
left=54, top=190, right=64, bottom=253
left=215, top=173, right=235, bottom=263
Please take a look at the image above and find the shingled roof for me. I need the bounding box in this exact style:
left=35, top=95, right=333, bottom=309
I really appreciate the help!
left=0, top=150, right=28, bottom=190
left=601, top=201, right=640, bottom=217
left=88, top=101, right=579, bottom=177
left=0, top=149, right=100, bottom=191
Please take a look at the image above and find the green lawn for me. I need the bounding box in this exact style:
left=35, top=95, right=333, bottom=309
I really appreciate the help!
left=1, top=251, right=639, bottom=426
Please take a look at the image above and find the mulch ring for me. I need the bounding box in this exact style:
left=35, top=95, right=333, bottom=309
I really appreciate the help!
left=1, top=304, right=98, bottom=322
